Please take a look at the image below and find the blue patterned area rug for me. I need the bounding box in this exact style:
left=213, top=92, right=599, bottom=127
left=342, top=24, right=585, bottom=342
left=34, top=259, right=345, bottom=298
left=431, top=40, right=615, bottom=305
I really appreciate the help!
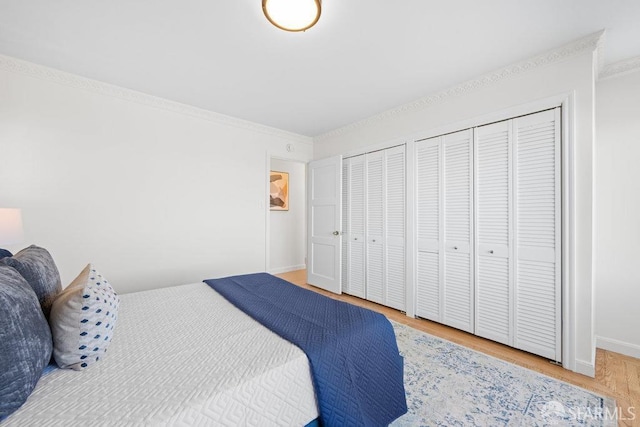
left=390, top=322, right=617, bottom=426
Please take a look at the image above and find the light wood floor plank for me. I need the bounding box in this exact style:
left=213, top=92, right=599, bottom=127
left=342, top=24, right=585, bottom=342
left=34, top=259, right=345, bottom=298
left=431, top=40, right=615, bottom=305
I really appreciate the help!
left=276, top=269, right=640, bottom=427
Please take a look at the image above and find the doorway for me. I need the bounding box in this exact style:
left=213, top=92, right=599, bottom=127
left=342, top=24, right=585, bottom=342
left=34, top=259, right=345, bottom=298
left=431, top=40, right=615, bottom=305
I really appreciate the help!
left=267, top=157, right=307, bottom=274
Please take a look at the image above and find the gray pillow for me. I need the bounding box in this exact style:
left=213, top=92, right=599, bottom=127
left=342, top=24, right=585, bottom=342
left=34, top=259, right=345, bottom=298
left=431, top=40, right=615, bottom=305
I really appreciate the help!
left=0, top=265, right=53, bottom=419
left=50, top=264, right=119, bottom=370
left=1, top=245, right=62, bottom=319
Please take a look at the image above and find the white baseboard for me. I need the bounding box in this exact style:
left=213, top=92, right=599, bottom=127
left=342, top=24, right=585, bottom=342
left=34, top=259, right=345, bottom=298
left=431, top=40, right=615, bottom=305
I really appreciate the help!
left=596, top=336, right=640, bottom=359
left=574, top=359, right=596, bottom=378
left=269, top=264, right=306, bottom=275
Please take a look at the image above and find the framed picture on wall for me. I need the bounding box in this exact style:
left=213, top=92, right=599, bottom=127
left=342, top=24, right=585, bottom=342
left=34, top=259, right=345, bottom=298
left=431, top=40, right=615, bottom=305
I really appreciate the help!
left=270, top=170, right=289, bottom=211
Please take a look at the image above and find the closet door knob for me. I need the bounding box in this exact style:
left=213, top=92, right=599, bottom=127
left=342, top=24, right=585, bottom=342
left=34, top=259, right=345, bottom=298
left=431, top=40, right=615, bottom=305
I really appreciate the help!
left=454, top=246, right=458, bottom=250
left=333, top=231, right=340, bottom=236
left=354, top=238, right=358, bottom=241
left=489, top=250, right=494, bottom=254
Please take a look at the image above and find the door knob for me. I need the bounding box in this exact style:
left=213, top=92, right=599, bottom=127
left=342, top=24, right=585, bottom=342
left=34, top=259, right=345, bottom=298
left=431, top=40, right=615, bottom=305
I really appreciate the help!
left=332, top=231, right=340, bottom=236
left=489, top=250, right=494, bottom=254
left=454, top=246, right=458, bottom=250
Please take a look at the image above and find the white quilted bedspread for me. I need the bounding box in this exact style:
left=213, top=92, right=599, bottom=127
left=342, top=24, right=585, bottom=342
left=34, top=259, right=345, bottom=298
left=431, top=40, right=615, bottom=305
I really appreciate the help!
left=5, top=283, right=318, bottom=426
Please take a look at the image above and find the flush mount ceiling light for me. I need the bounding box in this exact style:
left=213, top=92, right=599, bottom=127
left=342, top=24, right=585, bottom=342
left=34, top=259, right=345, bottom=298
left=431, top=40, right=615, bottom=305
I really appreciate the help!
left=262, top=0, right=322, bottom=32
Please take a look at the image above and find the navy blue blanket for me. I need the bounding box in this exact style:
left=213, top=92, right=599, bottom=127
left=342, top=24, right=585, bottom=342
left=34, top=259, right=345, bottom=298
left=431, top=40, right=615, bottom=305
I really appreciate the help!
left=204, top=273, right=407, bottom=426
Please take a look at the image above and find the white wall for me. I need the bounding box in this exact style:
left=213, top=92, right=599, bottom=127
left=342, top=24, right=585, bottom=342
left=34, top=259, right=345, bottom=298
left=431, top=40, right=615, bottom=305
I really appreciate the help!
left=595, top=69, right=640, bottom=358
left=268, top=158, right=306, bottom=274
left=314, top=46, right=597, bottom=375
left=0, top=57, right=312, bottom=294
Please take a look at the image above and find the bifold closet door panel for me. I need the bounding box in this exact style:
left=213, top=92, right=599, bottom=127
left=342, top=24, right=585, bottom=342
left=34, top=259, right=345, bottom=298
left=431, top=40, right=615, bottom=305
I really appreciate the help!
left=342, top=161, right=349, bottom=294
left=344, top=147, right=406, bottom=309
left=415, top=137, right=442, bottom=321
left=415, top=130, right=473, bottom=331
left=474, top=120, right=513, bottom=346
left=442, top=130, right=474, bottom=333
left=385, top=146, right=406, bottom=311
left=366, top=151, right=385, bottom=305
left=343, top=156, right=366, bottom=299
left=513, top=108, right=561, bottom=361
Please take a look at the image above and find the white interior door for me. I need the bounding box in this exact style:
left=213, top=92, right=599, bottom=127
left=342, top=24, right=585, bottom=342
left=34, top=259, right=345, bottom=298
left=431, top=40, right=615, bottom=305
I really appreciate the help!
left=384, top=145, right=406, bottom=311
left=415, top=136, right=442, bottom=322
left=513, top=108, right=562, bottom=362
left=442, top=130, right=474, bottom=333
left=473, top=108, right=561, bottom=362
left=343, top=147, right=405, bottom=308
left=344, top=155, right=366, bottom=298
left=341, top=160, right=350, bottom=293
left=474, top=120, right=513, bottom=346
left=366, top=151, right=385, bottom=304
left=307, top=155, right=342, bottom=294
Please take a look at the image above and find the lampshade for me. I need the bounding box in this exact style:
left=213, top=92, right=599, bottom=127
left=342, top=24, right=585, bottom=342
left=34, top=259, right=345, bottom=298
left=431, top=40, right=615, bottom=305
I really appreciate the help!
left=0, top=208, right=24, bottom=246
left=262, top=0, right=322, bottom=32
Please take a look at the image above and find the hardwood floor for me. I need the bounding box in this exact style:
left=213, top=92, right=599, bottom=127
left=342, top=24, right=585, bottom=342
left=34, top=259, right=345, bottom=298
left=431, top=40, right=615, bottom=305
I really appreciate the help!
left=276, top=269, right=640, bottom=426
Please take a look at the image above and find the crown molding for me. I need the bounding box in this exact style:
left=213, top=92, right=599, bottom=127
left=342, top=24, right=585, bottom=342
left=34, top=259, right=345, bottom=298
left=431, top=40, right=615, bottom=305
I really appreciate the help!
left=599, top=55, right=640, bottom=81
left=315, top=30, right=605, bottom=143
left=0, top=54, right=312, bottom=145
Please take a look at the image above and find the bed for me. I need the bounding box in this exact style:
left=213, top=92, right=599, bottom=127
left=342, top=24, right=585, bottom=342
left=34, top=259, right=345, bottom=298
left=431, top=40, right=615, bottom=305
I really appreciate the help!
left=0, top=246, right=407, bottom=426
left=3, top=282, right=319, bottom=426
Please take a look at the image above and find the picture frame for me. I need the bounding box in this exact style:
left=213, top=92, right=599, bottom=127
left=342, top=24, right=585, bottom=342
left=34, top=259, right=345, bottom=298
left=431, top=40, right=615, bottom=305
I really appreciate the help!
left=270, top=170, right=289, bottom=211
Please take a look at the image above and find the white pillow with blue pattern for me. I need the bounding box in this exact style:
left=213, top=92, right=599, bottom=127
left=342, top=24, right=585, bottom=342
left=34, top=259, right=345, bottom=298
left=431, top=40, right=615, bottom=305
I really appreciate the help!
left=49, top=264, right=119, bottom=370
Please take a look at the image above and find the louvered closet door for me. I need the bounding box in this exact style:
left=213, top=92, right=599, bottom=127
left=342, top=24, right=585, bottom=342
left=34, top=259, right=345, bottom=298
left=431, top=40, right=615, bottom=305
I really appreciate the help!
left=342, top=160, right=350, bottom=292
left=344, top=155, right=366, bottom=299
left=384, top=146, right=405, bottom=311
left=366, top=151, right=385, bottom=305
left=474, top=121, right=513, bottom=346
left=442, top=130, right=474, bottom=333
left=415, top=137, right=441, bottom=321
left=513, top=108, right=561, bottom=361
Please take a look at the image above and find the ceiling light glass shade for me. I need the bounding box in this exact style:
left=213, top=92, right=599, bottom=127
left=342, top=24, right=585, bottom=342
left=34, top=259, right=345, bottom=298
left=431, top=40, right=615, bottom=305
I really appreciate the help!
left=262, top=0, right=321, bottom=32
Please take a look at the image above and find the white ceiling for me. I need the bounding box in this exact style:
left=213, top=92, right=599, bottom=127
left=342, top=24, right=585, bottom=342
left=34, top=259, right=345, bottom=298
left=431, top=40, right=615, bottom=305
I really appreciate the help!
left=0, top=1, right=639, bottom=137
